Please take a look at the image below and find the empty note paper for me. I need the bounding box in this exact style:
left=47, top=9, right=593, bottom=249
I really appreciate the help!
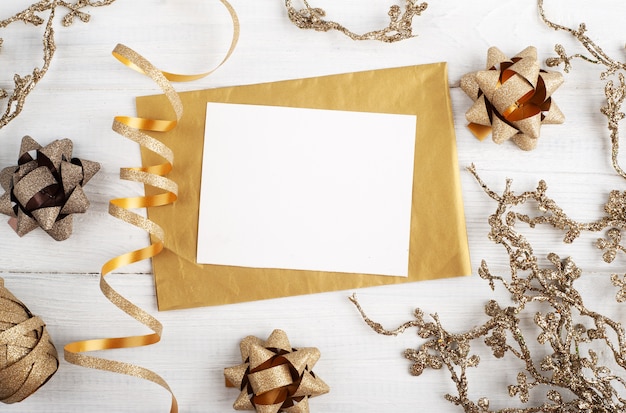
left=197, top=102, right=417, bottom=277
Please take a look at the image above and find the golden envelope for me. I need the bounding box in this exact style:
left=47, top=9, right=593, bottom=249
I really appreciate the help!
left=136, top=62, right=471, bottom=311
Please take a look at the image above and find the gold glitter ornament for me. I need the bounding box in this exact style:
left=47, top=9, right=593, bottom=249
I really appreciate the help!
left=0, top=136, right=100, bottom=240
left=0, top=277, right=58, bottom=404
left=225, top=329, right=329, bottom=413
left=460, top=46, right=565, bottom=150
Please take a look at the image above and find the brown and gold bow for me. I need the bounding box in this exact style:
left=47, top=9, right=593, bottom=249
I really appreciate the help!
left=0, top=136, right=100, bottom=240
left=0, top=277, right=58, bottom=404
left=460, top=46, right=565, bottom=150
left=225, top=329, right=329, bottom=413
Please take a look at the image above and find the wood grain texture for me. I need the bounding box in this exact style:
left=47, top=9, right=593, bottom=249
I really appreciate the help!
left=1, top=0, right=626, bottom=411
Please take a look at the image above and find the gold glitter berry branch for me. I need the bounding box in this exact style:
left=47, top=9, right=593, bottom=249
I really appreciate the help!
left=538, top=0, right=626, bottom=181
left=538, top=0, right=625, bottom=76
left=470, top=162, right=626, bottom=265
left=0, top=0, right=116, bottom=131
left=352, top=167, right=626, bottom=412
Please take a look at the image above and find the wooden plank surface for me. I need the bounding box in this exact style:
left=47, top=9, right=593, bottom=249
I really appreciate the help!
left=2, top=0, right=626, bottom=411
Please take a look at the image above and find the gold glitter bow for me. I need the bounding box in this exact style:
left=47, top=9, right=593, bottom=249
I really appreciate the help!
left=225, top=329, right=329, bottom=413
left=63, top=1, right=239, bottom=412
left=460, top=46, right=565, bottom=150
left=0, top=136, right=100, bottom=240
left=0, top=277, right=58, bottom=404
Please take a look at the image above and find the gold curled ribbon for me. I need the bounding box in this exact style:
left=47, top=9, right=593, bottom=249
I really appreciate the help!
left=63, top=2, right=239, bottom=412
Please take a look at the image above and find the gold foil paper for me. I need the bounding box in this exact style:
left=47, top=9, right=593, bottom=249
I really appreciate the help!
left=0, top=136, right=100, bottom=240
left=460, top=46, right=565, bottom=150
left=0, top=277, right=58, bottom=404
left=136, top=62, right=471, bottom=311
left=225, top=329, right=329, bottom=413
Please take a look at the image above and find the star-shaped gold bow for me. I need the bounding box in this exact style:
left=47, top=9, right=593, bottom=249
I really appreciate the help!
left=0, top=136, right=100, bottom=240
left=460, top=46, right=565, bottom=150
left=224, top=329, right=329, bottom=413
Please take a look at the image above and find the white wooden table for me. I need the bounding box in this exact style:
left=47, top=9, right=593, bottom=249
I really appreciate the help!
left=2, top=0, right=626, bottom=411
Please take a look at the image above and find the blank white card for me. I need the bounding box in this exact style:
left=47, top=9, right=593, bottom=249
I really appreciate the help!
left=197, top=103, right=417, bottom=277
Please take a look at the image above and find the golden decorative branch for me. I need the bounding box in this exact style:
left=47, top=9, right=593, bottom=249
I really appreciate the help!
left=285, top=0, right=427, bottom=43
left=352, top=165, right=626, bottom=412
left=538, top=0, right=626, bottom=181
left=0, top=1, right=116, bottom=131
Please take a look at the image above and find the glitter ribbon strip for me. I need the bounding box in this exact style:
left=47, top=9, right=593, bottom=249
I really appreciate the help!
left=63, top=2, right=239, bottom=412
